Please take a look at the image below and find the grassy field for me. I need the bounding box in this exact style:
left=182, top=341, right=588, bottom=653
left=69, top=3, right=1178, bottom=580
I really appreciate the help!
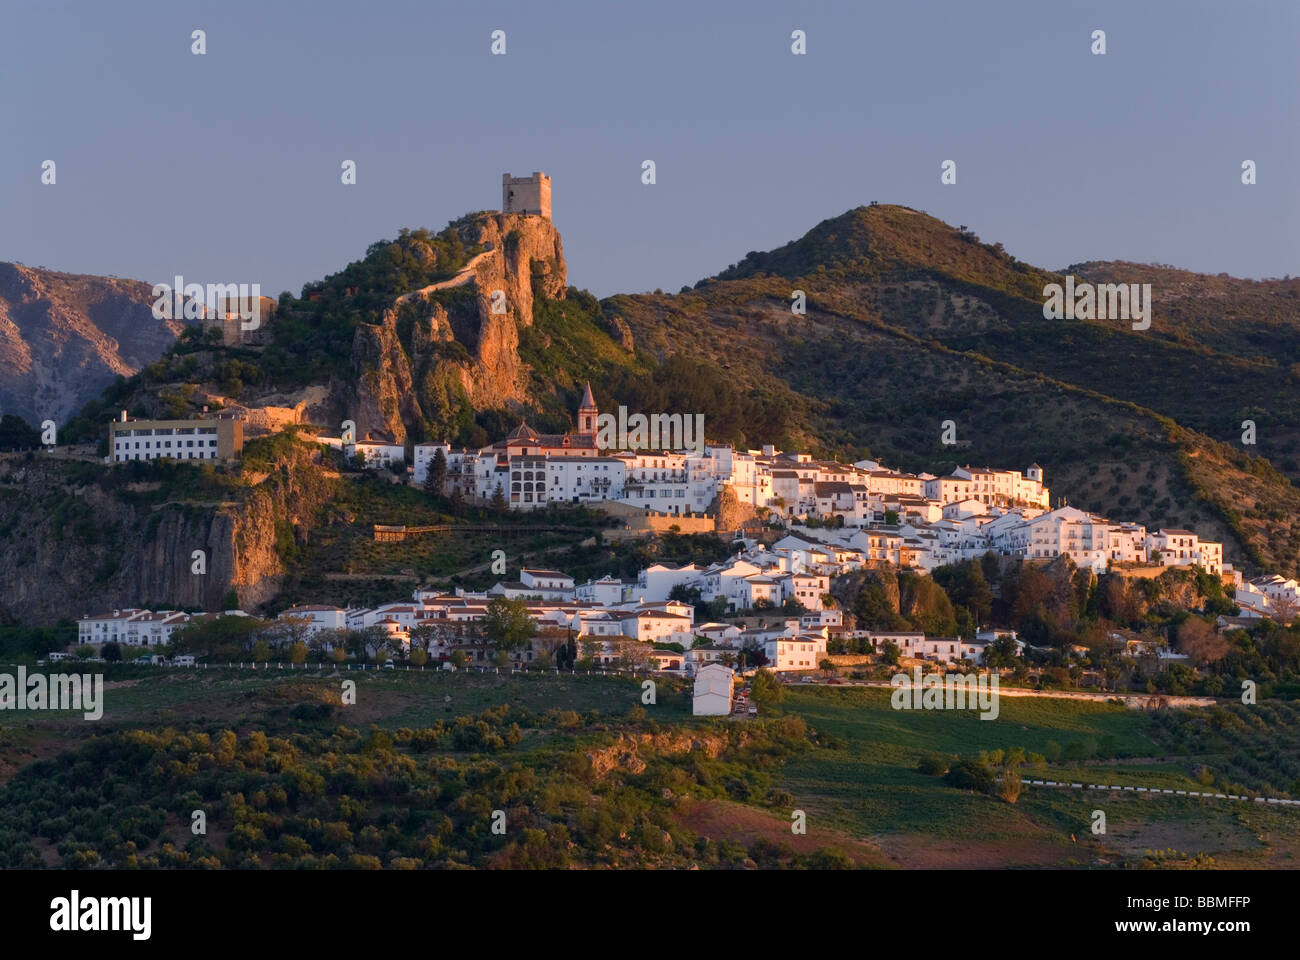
left=2, top=668, right=1297, bottom=868
left=0, top=665, right=692, bottom=728
left=775, top=686, right=1300, bottom=868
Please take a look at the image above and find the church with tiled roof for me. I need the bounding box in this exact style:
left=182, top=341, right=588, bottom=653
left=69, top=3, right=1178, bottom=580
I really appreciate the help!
left=485, top=382, right=603, bottom=458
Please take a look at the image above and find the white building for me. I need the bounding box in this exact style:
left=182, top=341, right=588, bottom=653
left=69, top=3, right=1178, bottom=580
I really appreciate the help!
left=1148, top=529, right=1223, bottom=574
left=692, top=663, right=734, bottom=715
left=277, top=605, right=347, bottom=636
left=346, top=438, right=406, bottom=468
left=762, top=635, right=827, bottom=672
left=77, top=609, right=191, bottom=647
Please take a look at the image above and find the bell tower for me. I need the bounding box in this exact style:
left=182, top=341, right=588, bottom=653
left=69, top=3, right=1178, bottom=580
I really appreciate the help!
left=577, top=382, right=598, bottom=435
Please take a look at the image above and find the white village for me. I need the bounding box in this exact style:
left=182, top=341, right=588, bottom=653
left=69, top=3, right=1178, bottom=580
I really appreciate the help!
left=77, top=388, right=1300, bottom=716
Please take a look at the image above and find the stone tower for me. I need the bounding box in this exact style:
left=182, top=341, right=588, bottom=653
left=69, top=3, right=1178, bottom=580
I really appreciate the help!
left=577, top=381, right=598, bottom=435
left=502, top=172, right=551, bottom=219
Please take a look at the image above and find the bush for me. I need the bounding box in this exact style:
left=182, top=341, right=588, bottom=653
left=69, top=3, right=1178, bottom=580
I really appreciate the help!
left=916, top=753, right=950, bottom=776
left=944, top=758, right=994, bottom=792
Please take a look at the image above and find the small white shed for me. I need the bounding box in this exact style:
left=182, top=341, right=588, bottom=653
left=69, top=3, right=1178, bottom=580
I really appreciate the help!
left=693, top=663, right=734, bottom=716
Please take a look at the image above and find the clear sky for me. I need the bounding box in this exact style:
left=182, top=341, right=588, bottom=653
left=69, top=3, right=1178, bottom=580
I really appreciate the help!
left=2, top=0, right=1296, bottom=299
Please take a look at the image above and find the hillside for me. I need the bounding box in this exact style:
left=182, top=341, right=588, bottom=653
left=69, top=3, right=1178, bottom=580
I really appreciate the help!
left=57, top=212, right=653, bottom=452
left=2, top=202, right=1297, bottom=626
left=0, top=263, right=180, bottom=426
left=606, top=205, right=1300, bottom=576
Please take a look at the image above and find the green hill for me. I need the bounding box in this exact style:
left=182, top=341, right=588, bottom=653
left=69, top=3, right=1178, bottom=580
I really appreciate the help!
left=607, top=205, right=1300, bottom=576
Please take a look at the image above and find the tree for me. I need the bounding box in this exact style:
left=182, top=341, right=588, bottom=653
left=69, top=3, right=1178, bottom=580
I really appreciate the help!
left=984, top=635, right=1021, bottom=669
left=289, top=641, right=308, bottom=664
left=342, top=629, right=372, bottom=663
left=1176, top=617, right=1227, bottom=666
left=898, top=571, right=957, bottom=636
left=750, top=668, right=785, bottom=705
left=409, top=623, right=433, bottom=655
left=933, top=560, right=993, bottom=625
left=1269, top=593, right=1299, bottom=627
left=669, top=583, right=702, bottom=606
left=172, top=615, right=265, bottom=660
left=483, top=597, right=536, bottom=653
left=102, top=641, right=122, bottom=662
left=879, top=640, right=901, bottom=666
left=425, top=447, right=447, bottom=495
left=0, top=414, right=41, bottom=451
left=489, top=484, right=508, bottom=513
left=273, top=615, right=314, bottom=650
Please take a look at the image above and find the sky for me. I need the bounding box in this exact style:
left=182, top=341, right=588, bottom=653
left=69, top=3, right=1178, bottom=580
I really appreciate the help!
left=2, top=0, right=1296, bottom=299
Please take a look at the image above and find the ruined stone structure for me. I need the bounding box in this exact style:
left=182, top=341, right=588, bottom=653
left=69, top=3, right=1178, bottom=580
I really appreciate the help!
left=502, top=172, right=551, bottom=219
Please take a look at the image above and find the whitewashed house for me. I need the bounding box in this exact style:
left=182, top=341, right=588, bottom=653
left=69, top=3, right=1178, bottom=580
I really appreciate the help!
left=692, top=663, right=734, bottom=715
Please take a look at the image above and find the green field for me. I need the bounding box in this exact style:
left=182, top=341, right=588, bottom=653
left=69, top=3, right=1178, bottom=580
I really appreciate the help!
left=776, top=686, right=1300, bottom=868
left=1, top=668, right=1297, bottom=868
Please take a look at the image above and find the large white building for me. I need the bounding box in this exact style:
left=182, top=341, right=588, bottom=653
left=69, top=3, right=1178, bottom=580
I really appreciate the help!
left=1148, top=529, right=1223, bottom=575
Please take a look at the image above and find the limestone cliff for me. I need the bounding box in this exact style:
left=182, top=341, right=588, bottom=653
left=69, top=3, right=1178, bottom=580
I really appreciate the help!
left=347, top=213, right=566, bottom=442
left=0, top=441, right=335, bottom=625
left=0, top=263, right=181, bottom=425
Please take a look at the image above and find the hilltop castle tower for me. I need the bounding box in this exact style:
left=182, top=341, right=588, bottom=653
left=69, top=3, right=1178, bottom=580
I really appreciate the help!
left=502, top=171, right=551, bottom=219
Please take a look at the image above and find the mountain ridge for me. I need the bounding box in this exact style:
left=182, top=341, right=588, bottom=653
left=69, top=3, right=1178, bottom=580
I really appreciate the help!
left=0, top=201, right=1296, bottom=628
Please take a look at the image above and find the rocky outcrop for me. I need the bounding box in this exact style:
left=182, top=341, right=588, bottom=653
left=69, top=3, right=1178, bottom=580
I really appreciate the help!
left=608, top=314, right=635, bottom=352
left=0, top=263, right=181, bottom=425
left=584, top=729, right=745, bottom=781
left=349, top=315, right=425, bottom=445
left=0, top=440, right=334, bottom=624
left=348, top=212, right=568, bottom=440
left=713, top=485, right=759, bottom=534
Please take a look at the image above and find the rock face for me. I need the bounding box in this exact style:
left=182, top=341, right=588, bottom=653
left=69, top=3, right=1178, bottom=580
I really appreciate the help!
left=0, top=442, right=334, bottom=625
left=608, top=314, right=635, bottom=352
left=349, top=313, right=426, bottom=445
left=348, top=212, right=567, bottom=442
left=713, top=484, right=759, bottom=534
left=0, top=263, right=181, bottom=425
left=584, top=730, right=744, bottom=782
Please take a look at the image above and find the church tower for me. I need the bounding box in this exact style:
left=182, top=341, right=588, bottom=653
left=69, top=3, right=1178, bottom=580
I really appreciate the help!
left=577, top=382, right=598, bottom=435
